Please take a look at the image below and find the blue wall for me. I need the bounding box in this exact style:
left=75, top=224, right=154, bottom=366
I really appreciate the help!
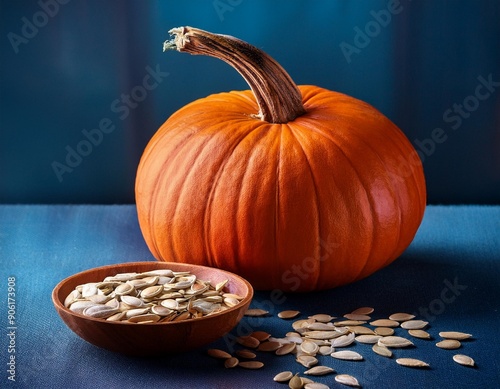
left=1, top=0, right=499, bottom=204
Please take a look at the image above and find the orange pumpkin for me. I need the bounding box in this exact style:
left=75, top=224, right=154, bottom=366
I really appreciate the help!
left=135, top=27, right=426, bottom=291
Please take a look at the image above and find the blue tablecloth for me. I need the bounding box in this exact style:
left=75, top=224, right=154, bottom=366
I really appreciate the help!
left=1, top=205, right=499, bottom=388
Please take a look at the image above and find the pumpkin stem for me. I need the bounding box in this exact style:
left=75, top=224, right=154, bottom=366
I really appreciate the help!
left=163, top=26, right=306, bottom=123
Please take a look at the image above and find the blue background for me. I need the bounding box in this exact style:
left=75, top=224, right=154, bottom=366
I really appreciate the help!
left=1, top=0, right=499, bottom=204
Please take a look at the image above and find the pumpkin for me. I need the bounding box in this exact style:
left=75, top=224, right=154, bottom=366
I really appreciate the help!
left=135, top=27, right=426, bottom=292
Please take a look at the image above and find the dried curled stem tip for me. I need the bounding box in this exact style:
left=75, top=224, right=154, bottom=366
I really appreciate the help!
left=163, top=27, right=190, bottom=51
left=161, top=26, right=306, bottom=123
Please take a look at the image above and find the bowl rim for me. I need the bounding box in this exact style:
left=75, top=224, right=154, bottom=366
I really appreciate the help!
left=52, top=261, right=254, bottom=326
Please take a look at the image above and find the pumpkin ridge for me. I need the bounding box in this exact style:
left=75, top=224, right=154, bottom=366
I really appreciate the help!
left=310, top=119, right=403, bottom=277
left=140, top=122, right=210, bottom=260
left=292, top=116, right=376, bottom=282
left=202, top=122, right=270, bottom=271
left=285, top=124, right=323, bottom=291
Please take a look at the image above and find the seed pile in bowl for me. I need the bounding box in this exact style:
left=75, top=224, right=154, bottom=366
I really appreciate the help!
left=64, top=269, right=243, bottom=323
left=206, top=306, right=476, bottom=388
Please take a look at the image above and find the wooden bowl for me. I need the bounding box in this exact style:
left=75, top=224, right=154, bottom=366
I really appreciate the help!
left=52, top=262, right=253, bottom=356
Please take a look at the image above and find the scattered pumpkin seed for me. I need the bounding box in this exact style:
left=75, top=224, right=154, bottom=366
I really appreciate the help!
left=372, top=343, right=392, bottom=358
left=244, top=308, right=269, bottom=317
left=408, top=329, right=431, bottom=339
left=297, top=355, right=318, bottom=368
left=400, top=320, right=429, bottom=330
left=250, top=331, right=271, bottom=342
left=335, top=374, right=360, bottom=387
left=355, top=334, right=382, bottom=344
left=343, top=313, right=371, bottom=321
left=308, top=314, right=335, bottom=322
left=304, top=383, right=330, bottom=389
left=276, top=343, right=297, bottom=356
left=207, top=348, right=232, bottom=359
left=330, top=350, right=363, bottom=361
left=224, top=357, right=239, bottom=368
left=288, top=374, right=303, bottom=389
left=346, top=325, right=375, bottom=335
left=238, top=361, right=264, bottom=369
left=236, top=335, right=260, bottom=349
left=378, top=336, right=414, bottom=348
left=278, top=310, right=301, bottom=319
left=389, top=313, right=415, bottom=321
left=334, top=320, right=367, bottom=326
left=257, top=341, right=282, bottom=352
left=301, top=340, right=320, bottom=355
left=374, top=327, right=394, bottom=336
left=439, top=331, right=472, bottom=340
left=235, top=349, right=256, bottom=359
left=453, top=354, right=475, bottom=367
left=436, top=339, right=461, bottom=349
left=350, top=307, right=374, bottom=315
left=332, top=332, right=355, bottom=348
left=396, top=358, right=429, bottom=368
left=273, top=371, right=294, bottom=382
left=369, top=319, right=400, bottom=327
left=303, top=366, right=335, bottom=376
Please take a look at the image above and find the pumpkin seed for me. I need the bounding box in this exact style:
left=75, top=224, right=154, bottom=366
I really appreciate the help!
left=400, top=320, right=429, bottom=330
left=296, top=355, right=318, bottom=368
left=334, top=320, right=367, bottom=326
left=244, top=308, right=269, bottom=317
left=439, top=331, right=472, bottom=340
left=258, top=341, right=282, bottom=352
left=278, top=310, right=301, bottom=319
left=303, top=330, right=343, bottom=340
left=318, top=345, right=334, bottom=355
left=308, top=314, right=335, bottom=322
left=378, top=336, right=414, bottom=348
left=343, top=313, right=371, bottom=321
left=350, top=307, right=374, bottom=315
left=304, top=383, right=330, bottom=389
left=207, top=348, right=232, bottom=359
left=369, top=319, right=400, bottom=328
left=235, top=349, right=256, bottom=359
left=330, top=350, right=363, bottom=361
left=303, top=366, right=335, bottom=376
left=374, top=327, right=394, bottom=336
left=331, top=332, right=355, bottom=348
left=372, top=343, right=392, bottom=358
left=346, top=325, right=375, bottom=335
left=273, top=371, right=293, bottom=382
left=276, top=343, right=297, bottom=356
left=335, top=374, right=360, bottom=387
left=238, top=361, right=264, bottom=369
left=436, top=339, right=461, bottom=349
left=224, top=357, right=239, bottom=368
left=301, top=340, right=320, bottom=355
left=388, top=312, right=415, bottom=321
left=452, top=354, right=475, bottom=367
left=305, top=322, right=336, bottom=331
left=250, top=331, right=271, bottom=342
left=236, top=335, right=260, bottom=349
left=396, top=358, right=429, bottom=368
left=408, top=329, right=431, bottom=339
left=288, top=374, right=303, bottom=389
left=127, top=313, right=161, bottom=323
left=355, top=334, right=382, bottom=344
